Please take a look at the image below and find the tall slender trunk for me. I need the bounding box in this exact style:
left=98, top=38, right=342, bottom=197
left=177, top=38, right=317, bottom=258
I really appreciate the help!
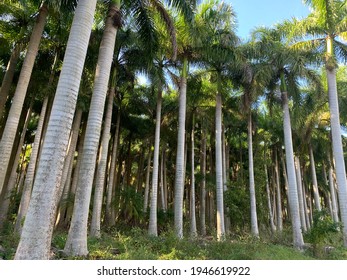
left=328, top=155, right=339, bottom=223
left=302, top=180, right=311, bottom=230
left=159, top=147, right=165, bottom=211
left=148, top=86, right=163, bottom=236
left=90, top=91, right=114, bottom=237
left=326, top=36, right=347, bottom=246
left=64, top=2, right=120, bottom=256
left=0, top=43, right=22, bottom=122
left=248, top=110, right=259, bottom=237
left=200, top=125, right=207, bottom=236
left=15, top=0, right=98, bottom=260
left=190, top=114, right=197, bottom=238
left=309, top=145, right=321, bottom=211
left=274, top=150, right=283, bottom=231
left=0, top=4, right=49, bottom=196
left=281, top=87, right=304, bottom=249
left=56, top=108, right=83, bottom=227
left=15, top=97, right=49, bottom=233
left=294, top=156, right=307, bottom=233
left=265, top=165, right=276, bottom=232
left=215, top=74, right=225, bottom=240
left=0, top=107, right=31, bottom=229
left=143, top=145, right=152, bottom=212
left=106, top=106, right=121, bottom=225
left=63, top=121, right=87, bottom=227
left=174, top=57, right=188, bottom=238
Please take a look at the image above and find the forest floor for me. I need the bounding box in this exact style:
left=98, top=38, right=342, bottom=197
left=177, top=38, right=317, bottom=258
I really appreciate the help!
left=2, top=225, right=347, bottom=260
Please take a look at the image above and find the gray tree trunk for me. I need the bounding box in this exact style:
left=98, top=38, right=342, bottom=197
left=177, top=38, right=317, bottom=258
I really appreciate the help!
left=0, top=4, right=48, bottom=196
left=15, top=0, right=98, bottom=260
left=90, top=91, right=114, bottom=237
left=327, top=68, right=347, bottom=246
left=215, top=90, right=225, bottom=240
left=15, top=97, right=48, bottom=234
left=174, top=59, right=188, bottom=238
left=64, top=3, right=119, bottom=256
left=148, top=88, right=162, bottom=236
left=282, top=91, right=304, bottom=249
left=248, top=112, right=259, bottom=237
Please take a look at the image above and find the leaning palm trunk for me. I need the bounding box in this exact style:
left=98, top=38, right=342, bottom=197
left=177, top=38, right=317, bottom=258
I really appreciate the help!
left=148, top=88, right=163, bottom=236
left=0, top=43, right=22, bottom=122
left=281, top=90, right=304, bottom=249
left=90, top=91, right=114, bottom=237
left=0, top=107, right=31, bottom=229
left=174, top=57, right=188, bottom=238
left=14, top=97, right=48, bottom=234
left=309, top=145, right=321, bottom=211
left=327, top=68, right=347, bottom=246
left=0, top=4, right=48, bottom=196
left=248, top=111, right=259, bottom=237
left=215, top=87, right=225, bottom=240
left=14, top=0, right=98, bottom=260
left=64, top=2, right=120, bottom=256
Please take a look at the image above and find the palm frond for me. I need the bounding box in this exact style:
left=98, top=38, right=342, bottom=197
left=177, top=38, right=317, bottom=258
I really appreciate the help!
left=150, top=0, right=177, bottom=60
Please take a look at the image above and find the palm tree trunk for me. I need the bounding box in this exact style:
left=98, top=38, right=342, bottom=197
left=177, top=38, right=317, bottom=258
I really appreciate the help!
left=0, top=43, right=22, bottom=122
left=55, top=108, right=83, bottom=227
left=215, top=76, right=225, bottom=240
left=15, top=0, right=98, bottom=260
left=106, top=105, right=121, bottom=225
left=274, top=150, right=283, bottom=231
left=14, top=97, right=49, bottom=234
left=200, top=125, right=207, bottom=236
left=302, top=180, right=311, bottom=230
left=190, top=114, right=197, bottom=238
left=328, top=155, right=339, bottom=223
left=159, top=147, right=166, bottom=211
left=0, top=3, right=48, bottom=196
left=294, top=156, right=307, bottom=233
left=174, top=57, right=188, bottom=238
left=90, top=91, right=114, bottom=238
left=309, top=145, right=321, bottom=211
left=265, top=165, right=276, bottom=233
left=64, top=2, right=120, bottom=256
left=248, top=110, right=259, bottom=237
left=143, top=145, right=152, bottom=212
left=281, top=89, right=304, bottom=249
left=326, top=35, right=347, bottom=246
left=148, top=87, right=162, bottom=236
left=0, top=106, right=31, bottom=229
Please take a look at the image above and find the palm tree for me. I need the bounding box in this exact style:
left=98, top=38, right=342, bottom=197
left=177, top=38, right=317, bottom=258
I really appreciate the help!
left=15, top=0, right=98, bottom=260
left=194, top=0, right=239, bottom=240
left=290, top=0, right=347, bottom=246
left=63, top=0, right=122, bottom=256
left=0, top=1, right=49, bottom=196
left=252, top=25, right=322, bottom=248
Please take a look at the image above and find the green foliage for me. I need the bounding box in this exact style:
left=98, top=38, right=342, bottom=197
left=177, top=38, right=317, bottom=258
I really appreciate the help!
left=304, top=209, right=342, bottom=257
left=224, top=185, right=250, bottom=230
left=305, top=209, right=341, bottom=245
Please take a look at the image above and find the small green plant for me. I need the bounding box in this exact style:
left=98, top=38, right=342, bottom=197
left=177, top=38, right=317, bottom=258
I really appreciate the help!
left=304, top=209, right=341, bottom=257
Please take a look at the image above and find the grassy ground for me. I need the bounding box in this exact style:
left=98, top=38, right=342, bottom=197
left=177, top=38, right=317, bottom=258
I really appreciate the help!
left=2, top=226, right=347, bottom=260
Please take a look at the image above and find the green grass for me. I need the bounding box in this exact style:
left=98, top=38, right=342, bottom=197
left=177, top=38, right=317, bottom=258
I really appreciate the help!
left=49, top=227, right=324, bottom=260
left=2, top=225, right=347, bottom=260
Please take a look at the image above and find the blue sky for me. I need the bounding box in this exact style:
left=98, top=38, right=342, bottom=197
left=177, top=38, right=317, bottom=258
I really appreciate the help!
left=224, top=0, right=311, bottom=39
